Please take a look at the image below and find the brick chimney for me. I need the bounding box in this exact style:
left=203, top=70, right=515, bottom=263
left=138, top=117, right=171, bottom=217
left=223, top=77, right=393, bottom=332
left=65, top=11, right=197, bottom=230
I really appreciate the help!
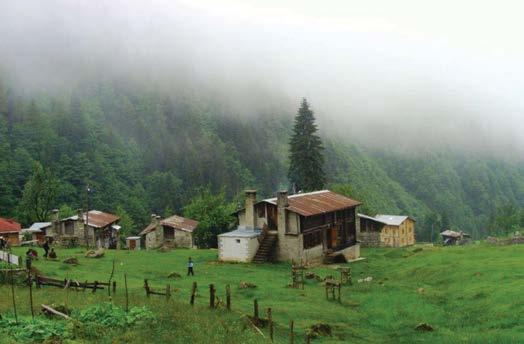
left=244, top=190, right=257, bottom=230
left=277, top=190, right=288, bottom=234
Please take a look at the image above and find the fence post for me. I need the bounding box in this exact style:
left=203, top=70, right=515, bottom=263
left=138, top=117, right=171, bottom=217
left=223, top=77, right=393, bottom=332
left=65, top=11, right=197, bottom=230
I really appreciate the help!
left=9, top=253, right=18, bottom=323
left=289, top=320, right=294, bottom=344
left=267, top=308, right=273, bottom=341
left=166, top=284, right=171, bottom=300
left=253, top=299, right=259, bottom=320
left=144, top=279, right=150, bottom=297
left=28, top=274, right=34, bottom=320
left=93, top=280, right=98, bottom=294
left=112, top=281, right=116, bottom=294
left=190, top=282, right=197, bottom=306
left=226, top=284, right=231, bottom=310
left=124, top=274, right=129, bottom=312
left=209, top=284, right=215, bottom=308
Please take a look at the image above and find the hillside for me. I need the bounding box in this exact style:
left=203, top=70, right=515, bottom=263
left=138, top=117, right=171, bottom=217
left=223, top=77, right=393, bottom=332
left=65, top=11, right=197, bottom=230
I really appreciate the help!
left=0, top=81, right=523, bottom=238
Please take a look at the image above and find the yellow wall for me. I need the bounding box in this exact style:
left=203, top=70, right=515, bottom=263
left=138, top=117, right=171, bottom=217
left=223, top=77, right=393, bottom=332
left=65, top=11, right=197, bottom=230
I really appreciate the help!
left=379, top=219, right=415, bottom=247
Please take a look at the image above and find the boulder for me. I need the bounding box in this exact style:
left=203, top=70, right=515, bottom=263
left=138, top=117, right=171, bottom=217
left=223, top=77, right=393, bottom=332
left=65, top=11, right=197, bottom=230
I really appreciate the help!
left=415, top=323, right=434, bottom=332
left=239, top=281, right=257, bottom=289
left=308, top=323, right=332, bottom=338
left=85, top=248, right=105, bottom=258
left=63, top=257, right=79, bottom=265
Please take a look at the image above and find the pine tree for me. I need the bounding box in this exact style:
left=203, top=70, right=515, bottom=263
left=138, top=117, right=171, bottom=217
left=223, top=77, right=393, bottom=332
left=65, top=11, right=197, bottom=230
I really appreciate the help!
left=288, top=98, right=325, bottom=192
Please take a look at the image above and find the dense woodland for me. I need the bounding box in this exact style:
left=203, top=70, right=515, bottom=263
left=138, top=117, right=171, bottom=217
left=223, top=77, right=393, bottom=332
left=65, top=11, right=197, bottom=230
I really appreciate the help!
left=0, top=80, right=523, bottom=242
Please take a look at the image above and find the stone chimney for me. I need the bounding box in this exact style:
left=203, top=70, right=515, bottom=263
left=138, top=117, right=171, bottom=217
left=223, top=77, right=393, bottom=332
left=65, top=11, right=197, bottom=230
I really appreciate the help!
left=277, top=190, right=288, bottom=234
left=244, top=190, right=257, bottom=230
left=52, top=209, right=60, bottom=236
left=154, top=215, right=163, bottom=244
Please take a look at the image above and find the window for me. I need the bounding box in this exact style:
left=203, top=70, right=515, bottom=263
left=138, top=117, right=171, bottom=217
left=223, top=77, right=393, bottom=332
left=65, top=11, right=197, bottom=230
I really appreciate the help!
left=164, top=227, right=175, bottom=240
left=303, top=230, right=323, bottom=249
left=257, top=205, right=265, bottom=218
left=236, top=239, right=241, bottom=243
left=64, top=221, right=75, bottom=235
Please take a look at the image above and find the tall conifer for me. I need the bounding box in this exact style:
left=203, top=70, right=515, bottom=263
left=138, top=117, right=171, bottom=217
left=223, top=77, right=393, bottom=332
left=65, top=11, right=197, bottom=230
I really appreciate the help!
left=288, top=98, right=325, bottom=192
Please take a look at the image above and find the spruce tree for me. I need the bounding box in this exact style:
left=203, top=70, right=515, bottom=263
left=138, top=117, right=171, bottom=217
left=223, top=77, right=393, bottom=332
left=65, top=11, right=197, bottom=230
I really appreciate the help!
left=288, top=98, right=325, bottom=192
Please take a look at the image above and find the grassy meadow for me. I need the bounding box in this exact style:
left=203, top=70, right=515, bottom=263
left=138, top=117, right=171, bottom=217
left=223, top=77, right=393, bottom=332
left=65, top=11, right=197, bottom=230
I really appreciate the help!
left=1, top=244, right=523, bottom=343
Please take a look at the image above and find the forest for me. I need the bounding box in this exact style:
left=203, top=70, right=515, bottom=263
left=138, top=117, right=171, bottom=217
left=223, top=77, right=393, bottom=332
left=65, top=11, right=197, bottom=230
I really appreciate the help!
left=1, top=80, right=523, bottom=242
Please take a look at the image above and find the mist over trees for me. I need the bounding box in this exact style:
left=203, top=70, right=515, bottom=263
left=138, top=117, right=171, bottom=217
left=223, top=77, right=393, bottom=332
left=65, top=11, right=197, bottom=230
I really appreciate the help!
left=0, top=79, right=523, bottom=240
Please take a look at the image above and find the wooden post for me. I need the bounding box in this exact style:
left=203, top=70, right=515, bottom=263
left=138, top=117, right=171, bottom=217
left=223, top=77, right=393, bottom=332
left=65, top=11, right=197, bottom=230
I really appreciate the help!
left=325, top=284, right=329, bottom=299
left=332, top=284, right=335, bottom=300
left=166, top=284, right=171, bottom=300
left=82, top=280, right=88, bottom=292
left=112, top=281, right=116, bottom=294
left=124, top=274, right=129, bottom=312
left=253, top=299, right=259, bottom=320
left=9, top=254, right=18, bottom=323
left=28, top=274, right=34, bottom=320
left=338, top=283, right=341, bottom=302
left=93, top=281, right=98, bottom=294
left=289, top=320, right=294, bottom=344
left=209, top=284, right=215, bottom=308
left=306, top=333, right=311, bottom=344
left=226, top=284, right=231, bottom=310
left=144, top=279, right=150, bottom=297
left=190, top=282, right=197, bottom=305
left=267, top=308, right=273, bottom=341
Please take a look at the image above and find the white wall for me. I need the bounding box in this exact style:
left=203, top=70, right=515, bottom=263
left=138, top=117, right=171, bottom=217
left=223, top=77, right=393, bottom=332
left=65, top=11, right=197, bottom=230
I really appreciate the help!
left=218, top=236, right=259, bottom=262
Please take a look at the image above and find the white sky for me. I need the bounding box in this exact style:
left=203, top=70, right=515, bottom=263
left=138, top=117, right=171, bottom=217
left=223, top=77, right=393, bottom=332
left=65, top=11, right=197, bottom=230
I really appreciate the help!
left=1, top=0, right=523, bottom=156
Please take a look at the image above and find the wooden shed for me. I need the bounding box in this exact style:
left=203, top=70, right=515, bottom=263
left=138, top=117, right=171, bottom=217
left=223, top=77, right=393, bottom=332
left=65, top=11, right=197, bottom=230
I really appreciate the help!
left=0, top=217, right=22, bottom=247
left=126, top=236, right=142, bottom=250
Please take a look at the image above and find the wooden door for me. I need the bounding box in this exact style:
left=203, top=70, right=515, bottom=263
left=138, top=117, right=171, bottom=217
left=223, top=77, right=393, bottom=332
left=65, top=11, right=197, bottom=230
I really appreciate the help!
left=330, top=227, right=338, bottom=248
left=129, top=240, right=136, bottom=250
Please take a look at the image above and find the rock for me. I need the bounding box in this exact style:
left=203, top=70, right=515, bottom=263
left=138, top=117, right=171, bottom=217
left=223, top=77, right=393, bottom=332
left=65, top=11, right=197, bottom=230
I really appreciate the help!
left=239, top=281, right=257, bottom=289
left=364, top=276, right=373, bottom=282
left=63, top=257, right=79, bottom=265
left=417, top=288, right=425, bottom=294
left=168, top=272, right=182, bottom=278
left=305, top=272, right=318, bottom=280
left=308, top=323, right=332, bottom=338
left=85, top=248, right=105, bottom=258
left=415, top=323, right=434, bottom=332
left=486, top=236, right=498, bottom=245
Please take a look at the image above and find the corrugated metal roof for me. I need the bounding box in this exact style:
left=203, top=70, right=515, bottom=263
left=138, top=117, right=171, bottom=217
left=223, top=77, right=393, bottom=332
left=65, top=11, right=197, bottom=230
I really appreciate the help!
left=358, top=213, right=387, bottom=224
left=374, top=215, right=411, bottom=226
left=218, top=227, right=261, bottom=238
left=0, top=217, right=21, bottom=233
left=161, top=215, right=199, bottom=232
left=139, top=223, right=156, bottom=236
left=29, top=222, right=52, bottom=230
left=83, top=210, right=120, bottom=228
left=139, top=215, right=199, bottom=236
left=263, top=190, right=361, bottom=217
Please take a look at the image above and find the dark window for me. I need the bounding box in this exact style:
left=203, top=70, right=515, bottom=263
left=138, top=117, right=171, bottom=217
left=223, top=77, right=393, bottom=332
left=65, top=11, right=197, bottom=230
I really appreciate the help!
left=302, top=215, right=325, bottom=231
left=164, top=227, right=175, bottom=240
left=257, top=205, right=265, bottom=218
left=65, top=221, right=75, bottom=235
left=303, top=230, right=323, bottom=249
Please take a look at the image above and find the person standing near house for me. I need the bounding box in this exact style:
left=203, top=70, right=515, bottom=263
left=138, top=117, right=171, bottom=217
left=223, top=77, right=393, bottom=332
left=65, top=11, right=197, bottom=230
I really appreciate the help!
left=187, top=257, right=194, bottom=276
left=42, top=240, right=50, bottom=258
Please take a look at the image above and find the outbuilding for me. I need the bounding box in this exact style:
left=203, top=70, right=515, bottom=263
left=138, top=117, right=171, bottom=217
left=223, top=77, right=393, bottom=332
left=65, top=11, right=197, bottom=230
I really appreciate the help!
left=126, top=236, right=142, bottom=250
left=218, top=226, right=262, bottom=262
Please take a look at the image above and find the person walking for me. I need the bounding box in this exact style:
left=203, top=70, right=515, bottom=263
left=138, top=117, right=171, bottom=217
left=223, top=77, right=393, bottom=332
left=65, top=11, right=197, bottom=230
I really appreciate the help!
left=187, top=257, right=194, bottom=276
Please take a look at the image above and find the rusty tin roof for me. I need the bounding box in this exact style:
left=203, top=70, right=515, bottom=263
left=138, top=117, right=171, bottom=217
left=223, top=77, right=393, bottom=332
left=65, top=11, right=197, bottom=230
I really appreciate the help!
left=83, top=210, right=120, bottom=228
left=264, top=190, right=361, bottom=217
left=139, top=215, right=199, bottom=236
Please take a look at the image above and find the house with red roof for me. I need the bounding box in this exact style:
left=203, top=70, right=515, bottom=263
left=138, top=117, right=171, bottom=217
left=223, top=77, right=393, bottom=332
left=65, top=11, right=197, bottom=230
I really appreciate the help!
left=0, top=217, right=22, bottom=247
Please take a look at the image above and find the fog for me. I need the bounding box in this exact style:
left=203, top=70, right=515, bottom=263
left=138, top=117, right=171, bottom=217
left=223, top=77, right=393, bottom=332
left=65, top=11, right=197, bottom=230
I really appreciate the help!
left=1, top=0, right=524, bottom=156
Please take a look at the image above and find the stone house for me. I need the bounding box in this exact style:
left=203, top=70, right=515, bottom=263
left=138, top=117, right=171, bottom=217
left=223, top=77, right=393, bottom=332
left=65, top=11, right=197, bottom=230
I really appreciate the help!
left=358, top=214, right=415, bottom=247
left=139, top=214, right=199, bottom=250
left=0, top=217, right=21, bottom=247
left=219, top=190, right=362, bottom=264
left=21, top=222, right=52, bottom=244
left=46, top=209, right=121, bottom=248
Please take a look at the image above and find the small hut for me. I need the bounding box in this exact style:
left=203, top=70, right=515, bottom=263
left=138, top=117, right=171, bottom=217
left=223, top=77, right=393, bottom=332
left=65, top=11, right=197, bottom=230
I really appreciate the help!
left=126, top=236, right=142, bottom=250
left=0, top=217, right=21, bottom=247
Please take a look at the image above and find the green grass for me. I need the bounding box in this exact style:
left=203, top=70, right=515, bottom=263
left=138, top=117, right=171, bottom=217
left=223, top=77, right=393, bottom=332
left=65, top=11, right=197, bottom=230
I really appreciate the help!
left=1, top=244, right=524, bottom=343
